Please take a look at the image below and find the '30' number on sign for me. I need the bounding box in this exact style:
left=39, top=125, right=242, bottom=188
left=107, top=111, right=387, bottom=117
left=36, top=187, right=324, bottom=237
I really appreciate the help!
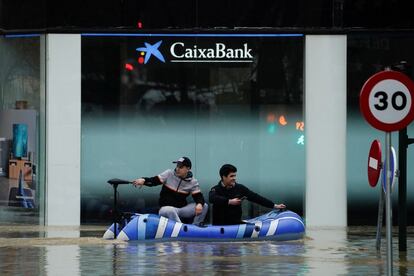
left=374, top=91, right=407, bottom=111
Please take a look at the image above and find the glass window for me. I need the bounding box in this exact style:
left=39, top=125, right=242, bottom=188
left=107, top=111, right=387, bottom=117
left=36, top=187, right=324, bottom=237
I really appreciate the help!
left=347, top=34, right=414, bottom=224
left=0, top=35, right=45, bottom=224
left=81, top=34, right=304, bottom=223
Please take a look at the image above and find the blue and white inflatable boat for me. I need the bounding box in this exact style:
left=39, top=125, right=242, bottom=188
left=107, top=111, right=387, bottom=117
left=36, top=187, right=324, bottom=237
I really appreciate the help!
left=103, top=210, right=305, bottom=241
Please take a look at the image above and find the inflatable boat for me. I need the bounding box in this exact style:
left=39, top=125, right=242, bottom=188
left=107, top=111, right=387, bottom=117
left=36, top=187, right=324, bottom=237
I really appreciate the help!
left=103, top=210, right=305, bottom=242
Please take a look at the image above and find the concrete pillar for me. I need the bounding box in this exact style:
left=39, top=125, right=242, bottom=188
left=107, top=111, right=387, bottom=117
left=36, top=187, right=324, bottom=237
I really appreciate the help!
left=45, top=34, right=81, bottom=226
left=305, top=35, right=347, bottom=227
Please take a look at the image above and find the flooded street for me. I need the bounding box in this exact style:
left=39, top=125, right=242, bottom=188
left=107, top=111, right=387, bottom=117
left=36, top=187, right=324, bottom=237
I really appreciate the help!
left=0, top=225, right=413, bottom=275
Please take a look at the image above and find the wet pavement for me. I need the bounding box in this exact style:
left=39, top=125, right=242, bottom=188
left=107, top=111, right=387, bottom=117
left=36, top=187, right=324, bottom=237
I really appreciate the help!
left=0, top=225, right=413, bottom=275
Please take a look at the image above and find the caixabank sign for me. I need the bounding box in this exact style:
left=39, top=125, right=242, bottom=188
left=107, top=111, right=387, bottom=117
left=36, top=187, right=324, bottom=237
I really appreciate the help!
left=136, top=40, right=254, bottom=64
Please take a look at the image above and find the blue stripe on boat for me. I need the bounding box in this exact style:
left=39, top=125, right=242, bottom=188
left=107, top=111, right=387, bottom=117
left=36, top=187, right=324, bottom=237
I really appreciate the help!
left=177, top=224, right=188, bottom=237
left=121, top=216, right=139, bottom=240
left=258, top=221, right=271, bottom=237
left=137, top=214, right=148, bottom=240
left=236, top=224, right=246, bottom=238
left=145, top=214, right=159, bottom=239
left=163, top=218, right=177, bottom=238
left=243, top=223, right=254, bottom=238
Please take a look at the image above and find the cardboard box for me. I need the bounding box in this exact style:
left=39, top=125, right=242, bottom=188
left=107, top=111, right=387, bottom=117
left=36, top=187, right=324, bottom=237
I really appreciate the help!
left=8, top=159, right=32, bottom=181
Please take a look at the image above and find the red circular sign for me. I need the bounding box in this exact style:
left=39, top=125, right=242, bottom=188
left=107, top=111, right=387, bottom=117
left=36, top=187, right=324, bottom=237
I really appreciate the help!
left=368, top=140, right=382, bottom=187
left=360, top=70, right=414, bottom=132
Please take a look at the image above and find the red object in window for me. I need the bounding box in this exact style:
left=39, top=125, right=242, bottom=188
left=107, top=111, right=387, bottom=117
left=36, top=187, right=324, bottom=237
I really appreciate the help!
left=267, top=113, right=276, bottom=123
left=125, top=63, right=134, bottom=71
left=279, top=115, right=287, bottom=126
left=138, top=57, right=145, bottom=64
left=137, top=21, right=143, bottom=29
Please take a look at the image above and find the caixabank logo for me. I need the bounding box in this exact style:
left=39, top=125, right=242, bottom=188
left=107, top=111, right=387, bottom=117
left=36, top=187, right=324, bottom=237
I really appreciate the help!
left=136, top=40, right=253, bottom=64
left=136, top=40, right=166, bottom=64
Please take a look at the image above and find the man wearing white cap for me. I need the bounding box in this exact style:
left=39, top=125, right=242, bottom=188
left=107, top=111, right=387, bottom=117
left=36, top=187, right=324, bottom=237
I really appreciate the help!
left=133, top=156, right=208, bottom=225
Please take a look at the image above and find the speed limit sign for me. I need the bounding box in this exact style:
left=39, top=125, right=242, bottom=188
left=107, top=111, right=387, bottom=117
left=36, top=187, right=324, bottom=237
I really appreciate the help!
left=360, top=70, right=414, bottom=131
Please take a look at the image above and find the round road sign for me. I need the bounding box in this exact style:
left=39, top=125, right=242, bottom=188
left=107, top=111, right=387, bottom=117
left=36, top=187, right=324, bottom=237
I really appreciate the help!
left=368, top=140, right=382, bottom=187
left=360, top=70, right=414, bottom=132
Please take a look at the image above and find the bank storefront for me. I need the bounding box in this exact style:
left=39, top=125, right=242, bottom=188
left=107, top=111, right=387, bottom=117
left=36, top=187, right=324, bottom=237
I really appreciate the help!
left=81, top=34, right=305, bottom=223
left=0, top=32, right=352, bottom=226
left=1, top=2, right=414, bottom=229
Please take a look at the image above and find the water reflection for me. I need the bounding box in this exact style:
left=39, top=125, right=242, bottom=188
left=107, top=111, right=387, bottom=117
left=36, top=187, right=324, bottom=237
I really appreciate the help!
left=47, top=245, right=80, bottom=275
left=0, top=226, right=413, bottom=275
left=109, top=240, right=309, bottom=275
left=0, top=247, right=44, bottom=275
left=305, top=227, right=348, bottom=275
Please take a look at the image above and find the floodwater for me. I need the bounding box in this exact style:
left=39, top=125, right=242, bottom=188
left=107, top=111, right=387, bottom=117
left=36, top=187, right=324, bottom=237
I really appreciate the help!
left=0, top=225, right=413, bottom=275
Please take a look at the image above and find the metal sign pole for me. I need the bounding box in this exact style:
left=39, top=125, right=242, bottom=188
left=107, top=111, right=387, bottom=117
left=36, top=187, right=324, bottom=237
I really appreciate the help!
left=398, top=128, right=407, bottom=252
left=385, top=132, right=393, bottom=275
left=375, top=187, right=384, bottom=250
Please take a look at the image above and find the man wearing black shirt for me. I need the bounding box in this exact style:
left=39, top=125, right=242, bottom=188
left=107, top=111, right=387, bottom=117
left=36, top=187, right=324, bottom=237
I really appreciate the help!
left=209, top=164, right=286, bottom=225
